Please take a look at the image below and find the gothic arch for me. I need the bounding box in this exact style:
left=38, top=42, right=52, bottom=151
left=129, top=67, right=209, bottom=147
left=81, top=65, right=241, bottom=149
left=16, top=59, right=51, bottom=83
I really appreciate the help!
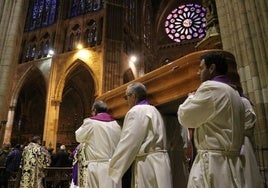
left=55, top=59, right=98, bottom=101
left=123, top=68, right=135, bottom=84
left=155, top=0, right=179, bottom=34
left=6, top=65, right=47, bottom=145
left=55, top=59, right=97, bottom=147
left=10, top=65, right=46, bottom=107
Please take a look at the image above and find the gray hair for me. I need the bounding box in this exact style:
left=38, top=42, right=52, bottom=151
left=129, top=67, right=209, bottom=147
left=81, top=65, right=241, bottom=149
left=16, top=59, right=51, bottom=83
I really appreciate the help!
left=32, top=136, right=41, bottom=143
left=127, top=82, right=147, bottom=101
left=92, top=100, right=107, bottom=113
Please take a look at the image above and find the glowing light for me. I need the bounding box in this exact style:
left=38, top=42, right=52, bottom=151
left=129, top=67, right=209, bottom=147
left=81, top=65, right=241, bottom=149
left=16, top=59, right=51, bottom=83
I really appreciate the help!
left=128, top=55, right=138, bottom=74
left=77, top=44, right=83, bottom=49
left=77, top=49, right=91, bottom=60
left=130, top=56, right=137, bottom=63
left=48, top=49, right=54, bottom=56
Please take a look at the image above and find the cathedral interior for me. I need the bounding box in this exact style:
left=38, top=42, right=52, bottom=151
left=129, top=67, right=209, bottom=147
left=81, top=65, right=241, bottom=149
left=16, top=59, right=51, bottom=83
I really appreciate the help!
left=0, top=0, right=267, bottom=186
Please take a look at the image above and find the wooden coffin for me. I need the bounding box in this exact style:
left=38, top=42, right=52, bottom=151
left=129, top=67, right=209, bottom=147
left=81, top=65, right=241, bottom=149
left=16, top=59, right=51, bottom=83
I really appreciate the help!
left=97, top=49, right=240, bottom=119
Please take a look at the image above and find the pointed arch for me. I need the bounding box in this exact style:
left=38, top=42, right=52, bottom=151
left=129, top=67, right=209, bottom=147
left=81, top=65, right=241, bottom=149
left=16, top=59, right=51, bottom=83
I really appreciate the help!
left=123, top=68, right=135, bottom=84
left=54, top=59, right=97, bottom=147
left=55, top=59, right=98, bottom=101
left=6, top=65, right=47, bottom=145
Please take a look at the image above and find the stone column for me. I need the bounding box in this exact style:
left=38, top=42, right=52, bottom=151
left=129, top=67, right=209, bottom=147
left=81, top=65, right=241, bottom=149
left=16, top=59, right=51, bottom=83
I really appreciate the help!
left=3, top=106, right=15, bottom=143
left=43, top=99, right=61, bottom=150
left=0, top=0, right=28, bottom=145
left=215, top=0, right=268, bottom=184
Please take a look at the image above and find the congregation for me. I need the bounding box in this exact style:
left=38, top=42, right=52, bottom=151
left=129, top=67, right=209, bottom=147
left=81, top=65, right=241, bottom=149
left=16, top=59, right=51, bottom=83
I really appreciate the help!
left=0, top=140, right=72, bottom=188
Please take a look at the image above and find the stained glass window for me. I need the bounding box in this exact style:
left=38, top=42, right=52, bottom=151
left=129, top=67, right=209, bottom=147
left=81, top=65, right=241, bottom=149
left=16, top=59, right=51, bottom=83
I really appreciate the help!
left=85, top=20, right=97, bottom=47
left=23, top=33, right=51, bottom=62
left=67, top=24, right=81, bottom=51
left=69, top=0, right=104, bottom=18
left=25, top=0, right=58, bottom=31
left=165, top=4, right=206, bottom=43
left=30, top=45, right=36, bottom=60
left=44, top=41, right=50, bottom=57
left=124, top=0, right=137, bottom=32
left=143, top=0, right=152, bottom=48
left=25, top=46, right=31, bottom=61
left=68, top=33, right=75, bottom=51
left=37, top=42, right=44, bottom=59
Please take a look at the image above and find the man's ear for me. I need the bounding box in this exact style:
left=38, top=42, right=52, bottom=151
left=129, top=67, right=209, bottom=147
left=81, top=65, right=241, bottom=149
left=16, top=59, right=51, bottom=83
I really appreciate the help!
left=92, top=108, right=96, bottom=115
left=209, top=64, right=216, bottom=74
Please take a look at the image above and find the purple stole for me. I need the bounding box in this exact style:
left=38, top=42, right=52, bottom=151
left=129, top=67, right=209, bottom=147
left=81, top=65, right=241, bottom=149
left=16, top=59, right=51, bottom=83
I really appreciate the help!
left=211, top=75, right=232, bottom=85
left=211, top=75, right=238, bottom=90
left=72, top=147, right=78, bottom=185
left=90, top=112, right=115, bottom=122
left=211, top=75, right=253, bottom=104
left=137, top=100, right=149, bottom=105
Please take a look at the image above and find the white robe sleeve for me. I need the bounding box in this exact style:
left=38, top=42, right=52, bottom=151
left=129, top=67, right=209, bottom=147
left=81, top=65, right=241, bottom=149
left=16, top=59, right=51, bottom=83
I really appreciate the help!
left=177, top=82, right=215, bottom=128
left=109, top=109, right=148, bottom=183
left=75, top=118, right=94, bottom=143
left=242, top=97, right=256, bottom=130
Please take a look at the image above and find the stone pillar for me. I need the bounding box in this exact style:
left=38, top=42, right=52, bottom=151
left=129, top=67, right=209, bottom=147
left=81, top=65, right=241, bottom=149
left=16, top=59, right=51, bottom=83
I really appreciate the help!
left=215, top=0, right=268, bottom=185
left=43, top=99, right=61, bottom=150
left=103, top=2, right=124, bottom=92
left=3, top=106, right=15, bottom=144
left=0, top=1, right=28, bottom=146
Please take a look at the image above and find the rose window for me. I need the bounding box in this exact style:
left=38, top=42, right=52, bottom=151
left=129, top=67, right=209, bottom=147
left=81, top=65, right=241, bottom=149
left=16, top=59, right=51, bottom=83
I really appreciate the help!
left=165, top=4, right=206, bottom=43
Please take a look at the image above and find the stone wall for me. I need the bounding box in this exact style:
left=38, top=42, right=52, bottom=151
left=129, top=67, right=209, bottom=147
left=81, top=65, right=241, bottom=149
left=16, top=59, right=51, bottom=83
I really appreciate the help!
left=216, top=0, right=268, bottom=185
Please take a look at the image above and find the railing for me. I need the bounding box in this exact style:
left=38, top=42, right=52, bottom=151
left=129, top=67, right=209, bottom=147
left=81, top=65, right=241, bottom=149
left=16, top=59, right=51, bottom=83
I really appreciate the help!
left=43, top=167, right=72, bottom=188
left=0, top=167, right=21, bottom=188
left=0, top=167, right=72, bottom=188
left=1, top=157, right=267, bottom=188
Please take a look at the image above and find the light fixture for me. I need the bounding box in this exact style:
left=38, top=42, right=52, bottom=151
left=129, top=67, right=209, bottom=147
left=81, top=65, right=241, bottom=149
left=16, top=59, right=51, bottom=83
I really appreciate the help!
left=77, top=49, right=91, bottom=60
left=77, top=44, right=83, bottom=49
left=130, top=55, right=137, bottom=63
left=48, top=49, right=54, bottom=56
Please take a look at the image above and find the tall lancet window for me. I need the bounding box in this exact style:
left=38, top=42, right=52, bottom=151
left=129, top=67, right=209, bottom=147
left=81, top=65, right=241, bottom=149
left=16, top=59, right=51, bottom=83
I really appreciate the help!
left=44, top=40, right=50, bottom=57
left=36, top=33, right=50, bottom=58
left=69, top=0, right=104, bottom=18
left=124, top=0, right=137, bottom=32
left=143, top=0, right=152, bottom=49
left=67, top=24, right=81, bottom=51
left=37, top=42, right=44, bottom=59
left=85, top=20, right=97, bottom=47
left=24, top=37, right=38, bottom=61
left=25, top=0, right=58, bottom=31
left=30, top=44, right=37, bottom=60
left=68, top=33, right=75, bottom=51
left=165, top=3, right=206, bottom=43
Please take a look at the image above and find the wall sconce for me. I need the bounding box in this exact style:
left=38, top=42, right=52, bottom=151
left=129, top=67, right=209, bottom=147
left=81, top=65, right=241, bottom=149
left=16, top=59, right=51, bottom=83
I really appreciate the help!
left=77, top=44, right=83, bottom=49
left=130, top=55, right=137, bottom=63
left=48, top=49, right=54, bottom=57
